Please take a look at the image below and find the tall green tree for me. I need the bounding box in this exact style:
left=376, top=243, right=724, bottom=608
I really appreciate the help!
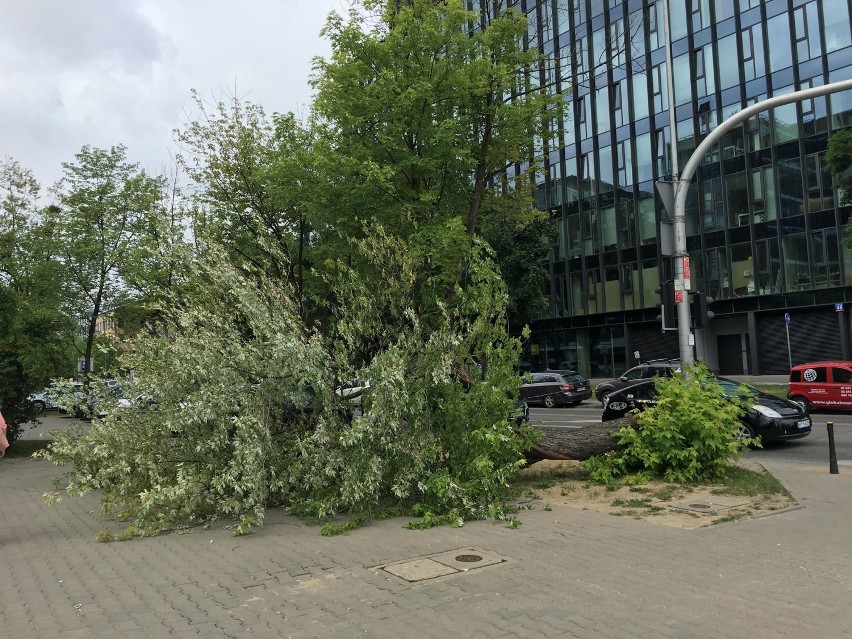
left=311, top=0, right=557, bottom=314
left=48, top=145, right=165, bottom=375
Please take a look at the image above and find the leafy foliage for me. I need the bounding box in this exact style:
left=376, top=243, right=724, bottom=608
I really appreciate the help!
left=40, top=225, right=539, bottom=535
left=38, top=0, right=552, bottom=536
left=582, top=365, right=752, bottom=484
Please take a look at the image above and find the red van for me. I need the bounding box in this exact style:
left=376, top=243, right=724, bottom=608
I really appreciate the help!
left=788, top=361, right=852, bottom=412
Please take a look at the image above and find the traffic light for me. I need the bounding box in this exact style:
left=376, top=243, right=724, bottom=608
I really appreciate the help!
left=691, top=291, right=715, bottom=328
left=655, top=280, right=676, bottom=329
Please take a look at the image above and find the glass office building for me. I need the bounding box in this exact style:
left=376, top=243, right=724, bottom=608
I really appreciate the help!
left=485, top=0, right=852, bottom=375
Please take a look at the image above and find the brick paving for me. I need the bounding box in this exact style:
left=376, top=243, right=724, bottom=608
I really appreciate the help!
left=2, top=457, right=850, bottom=638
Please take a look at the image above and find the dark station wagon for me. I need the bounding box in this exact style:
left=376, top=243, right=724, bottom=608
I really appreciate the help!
left=520, top=371, right=592, bottom=408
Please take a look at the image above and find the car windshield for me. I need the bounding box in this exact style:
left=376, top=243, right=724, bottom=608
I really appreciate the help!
left=714, top=378, right=758, bottom=399
left=562, top=373, right=586, bottom=383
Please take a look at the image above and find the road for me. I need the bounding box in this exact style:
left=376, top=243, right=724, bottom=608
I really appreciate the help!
left=527, top=402, right=852, bottom=469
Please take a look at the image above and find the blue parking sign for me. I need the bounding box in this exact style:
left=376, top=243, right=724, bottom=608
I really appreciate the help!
left=836, top=303, right=845, bottom=312
left=784, top=312, right=791, bottom=325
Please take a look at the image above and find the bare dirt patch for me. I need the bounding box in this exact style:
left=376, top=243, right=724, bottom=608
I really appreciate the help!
left=517, top=459, right=796, bottom=530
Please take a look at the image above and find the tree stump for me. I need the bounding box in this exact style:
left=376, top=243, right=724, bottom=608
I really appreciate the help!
left=526, top=416, right=634, bottom=462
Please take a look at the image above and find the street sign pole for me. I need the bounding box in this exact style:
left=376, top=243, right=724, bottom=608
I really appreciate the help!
left=785, top=313, right=792, bottom=371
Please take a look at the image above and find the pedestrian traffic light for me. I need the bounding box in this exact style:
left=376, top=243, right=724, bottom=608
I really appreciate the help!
left=691, top=291, right=715, bottom=328
left=655, top=280, right=675, bottom=329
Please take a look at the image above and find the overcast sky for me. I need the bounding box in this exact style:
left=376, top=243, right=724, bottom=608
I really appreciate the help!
left=0, top=0, right=348, bottom=193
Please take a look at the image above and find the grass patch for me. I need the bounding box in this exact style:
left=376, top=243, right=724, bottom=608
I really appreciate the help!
left=3, top=439, right=51, bottom=459
left=650, top=484, right=682, bottom=502
left=711, top=466, right=790, bottom=497
left=612, top=498, right=652, bottom=508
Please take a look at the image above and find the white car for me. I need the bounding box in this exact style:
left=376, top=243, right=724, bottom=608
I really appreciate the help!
left=27, top=390, right=58, bottom=412
left=335, top=380, right=372, bottom=403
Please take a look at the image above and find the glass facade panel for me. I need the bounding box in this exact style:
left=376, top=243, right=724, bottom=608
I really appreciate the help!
left=641, top=258, right=659, bottom=312
left=638, top=195, right=656, bottom=245
left=601, top=205, right=617, bottom=251
left=741, top=25, right=766, bottom=82
left=731, top=242, right=755, bottom=296
left=755, top=239, right=782, bottom=294
left=715, top=0, right=735, bottom=23
left=705, top=246, right=731, bottom=300
left=717, top=34, right=740, bottom=89
left=604, top=265, right=622, bottom=311
left=778, top=159, right=804, bottom=217
left=633, top=71, right=649, bottom=120
left=829, top=67, right=852, bottom=129
left=794, top=3, right=822, bottom=62
left=812, top=229, right=841, bottom=289
left=824, top=0, right=852, bottom=53
left=635, top=133, right=652, bottom=183
left=766, top=13, right=792, bottom=72
left=725, top=172, right=749, bottom=228
left=673, top=53, right=691, bottom=105
left=783, top=232, right=810, bottom=291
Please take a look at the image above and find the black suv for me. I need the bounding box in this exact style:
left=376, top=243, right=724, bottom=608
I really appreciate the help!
left=593, top=359, right=680, bottom=404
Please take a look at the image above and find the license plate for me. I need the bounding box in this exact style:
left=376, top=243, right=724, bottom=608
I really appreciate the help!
left=798, top=419, right=811, bottom=429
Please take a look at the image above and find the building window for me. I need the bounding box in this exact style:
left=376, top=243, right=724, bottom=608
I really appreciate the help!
left=741, top=25, right=765, bottom=82
left=655, top=129, right=669, bottom=178
left=651, top=63, right=667, bottom=112
left=811, top=229, right=841, bottom=289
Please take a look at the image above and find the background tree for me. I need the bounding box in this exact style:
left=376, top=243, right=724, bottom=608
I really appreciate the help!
left=175, top=92, right=321, bottom=322
left=0, top=159, right=76, bottom=441
left=47, top=145, right=165, bottom=376
left=826, top=130, right=852, bottom=249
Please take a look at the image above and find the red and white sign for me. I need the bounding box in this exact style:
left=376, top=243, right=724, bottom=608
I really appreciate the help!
left=683, top=256, right=690, bottom=279
left=675, top=290, right=684, bottom=303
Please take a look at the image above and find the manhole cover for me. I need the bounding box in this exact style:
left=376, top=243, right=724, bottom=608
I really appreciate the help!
left=379, top=548, right=508, bottom=582
left=455, top=554, right=483, bottom=563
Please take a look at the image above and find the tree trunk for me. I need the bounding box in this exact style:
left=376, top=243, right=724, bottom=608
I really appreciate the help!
left=526, top=416, right=634, bottom=462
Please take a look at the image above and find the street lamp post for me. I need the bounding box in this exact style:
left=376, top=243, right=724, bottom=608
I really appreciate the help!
left=670, top=79, right=852, bottom=370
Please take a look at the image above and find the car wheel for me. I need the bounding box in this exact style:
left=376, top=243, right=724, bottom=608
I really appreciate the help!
left=33, top=400, right=45, bottom=413
left=736, top=422, right=757, bottom=442
left=599, top=391, right=612, bottom=406
left=790, top=396, right=810, bottom=413
left=544, top=394, right=557, bottom=408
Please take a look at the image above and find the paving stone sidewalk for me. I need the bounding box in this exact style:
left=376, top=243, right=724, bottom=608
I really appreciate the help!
left=1, top=458, right=850, bottom=638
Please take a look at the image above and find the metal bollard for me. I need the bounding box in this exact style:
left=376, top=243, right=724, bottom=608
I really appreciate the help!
left=827, top=421, right=839, bottom=475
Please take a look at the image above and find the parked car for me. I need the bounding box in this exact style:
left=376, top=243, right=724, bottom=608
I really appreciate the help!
left=335, top=380, right=372, bottom=403
left=788, top=361, right=852, bottom=412
left=521, top=371, right=591, bottom=408
left=593, top=359, right=681, bottom=404
left=27, top=390, right=58, bottom=412
left=601, top=377, right=812, bottom=442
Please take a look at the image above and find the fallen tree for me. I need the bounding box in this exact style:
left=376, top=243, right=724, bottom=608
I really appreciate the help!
left=526, top=416, right=633, bottom=462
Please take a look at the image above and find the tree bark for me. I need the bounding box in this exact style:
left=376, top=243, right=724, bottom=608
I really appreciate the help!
left=526, top=416, right=634, bottom=462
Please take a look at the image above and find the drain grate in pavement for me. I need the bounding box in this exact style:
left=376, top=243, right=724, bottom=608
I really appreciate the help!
left=665, top=497, right=751, bottom=514
left=379, top=548, right=507, bottom=583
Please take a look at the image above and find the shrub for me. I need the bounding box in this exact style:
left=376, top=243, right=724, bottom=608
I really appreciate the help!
left=583, top=364, right=751, bottom=483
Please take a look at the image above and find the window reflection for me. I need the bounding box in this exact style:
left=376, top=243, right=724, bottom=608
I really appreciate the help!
left=782, top=232, right=810, bottom=292
left=731, top=242, right=755, bottom=297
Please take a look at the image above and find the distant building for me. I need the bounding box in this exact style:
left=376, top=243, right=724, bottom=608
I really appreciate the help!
left=482, top=0, right=852, bottom=374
